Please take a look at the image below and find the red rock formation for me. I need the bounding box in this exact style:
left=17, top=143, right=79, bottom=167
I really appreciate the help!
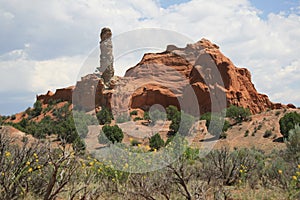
left=125, top=39, right=286, bottom=114
left=37, top=86, right=74, bottom=104
left=130, top=83, right=180, bottom=111
left=36, top=38, right=288, bottom=115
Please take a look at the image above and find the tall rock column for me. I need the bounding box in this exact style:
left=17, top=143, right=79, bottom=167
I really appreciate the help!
left=99, top=27, right=114, bottom=86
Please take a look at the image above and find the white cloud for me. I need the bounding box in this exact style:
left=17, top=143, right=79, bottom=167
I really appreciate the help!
left=0, top=0, right=300, bottom=114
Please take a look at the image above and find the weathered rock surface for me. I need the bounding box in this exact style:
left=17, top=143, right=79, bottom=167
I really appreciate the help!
left=124, top=39, right=286, bottom=114
left=37, top=38, right=287, bottom=114
left=37, top=86, right=74, bottom=104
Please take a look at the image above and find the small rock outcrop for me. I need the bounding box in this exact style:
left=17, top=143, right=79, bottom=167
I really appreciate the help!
left=37, top=86, right=74, bottom=104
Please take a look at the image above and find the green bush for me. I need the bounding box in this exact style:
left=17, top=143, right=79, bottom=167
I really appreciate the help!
left=149, top=133, right=165, bottom=150
left=98, top=130, right=111, bottom=144
left=279, top=112, right=300, bottom=139
left=130, top=139, right=141, bottom=146
left=226, top=105, right=251, bottom=123
left=257, top=124, right=262, bottom=130
left=134, top=117, right=143, bottom=121
left=32, top=100, right=43, bottom=117
left=166, top=105, right=179, bottom=120
left=116, top=113, right=130, bottom=123
left=285, top=124, right=300, bottom=161
left=200, top=112, right=230, bottom=136
left=102, top=125, right=124, bottom=143
left=167, top=106, right=195, bottom=136
left=149, top=109, right=166, bottom=123
left=167, top=106, right=181, bottom=133
left=130, top=110, right=138, bottom=116
left=244, top=130, right=249, bottom=137
left=10, top=115, right=16, bottom=120
left=96, top=107, right=113, bottom=125
left=143, top=111, right=150, bottom=120
left=263, top=130, right=273, bottom=138
left=178, top=112, right=195, bottom=136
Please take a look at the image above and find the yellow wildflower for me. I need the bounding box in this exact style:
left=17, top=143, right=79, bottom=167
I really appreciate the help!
left=1, top=172, right=4, bottom=176
left=35, top=159, right=39, bottom=163
left=89, top=162, right=94, bottom=166
left=26, top=161, right=30, bottom=166
left=239, top=169, right=243, bottom=173
left=296, top=172, right=300, bottom=176
left=28, top=168, right=33, bottom=173
left=5, top=151, right=11, bottom=157
left=293, top=176, right=297, bottom=180
left=278, top=170, right=283, bottom=174
left=33, top=153, right=38, bottom=158
left=37, top=165, right=41, bottom=169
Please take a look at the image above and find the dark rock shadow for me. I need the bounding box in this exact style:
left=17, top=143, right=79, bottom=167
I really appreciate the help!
left=273, top=137, right=284, bottom=143
left=200, top=136, right=218, bottom=142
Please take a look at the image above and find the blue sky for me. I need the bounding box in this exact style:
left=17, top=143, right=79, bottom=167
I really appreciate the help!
left=160, top=0, right=299, bottom=17
left=0, top=0, right=299, bottom=115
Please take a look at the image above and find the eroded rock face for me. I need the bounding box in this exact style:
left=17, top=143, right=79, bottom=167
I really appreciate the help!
left=125, top=39, right=286, bottom=114
left=37, top=38, right=287, bottom=114
left=72, top=74, right=111, bottom=111
left=37, top=86, right=74, bottom=104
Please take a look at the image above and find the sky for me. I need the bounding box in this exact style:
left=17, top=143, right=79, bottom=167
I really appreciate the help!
left=0, top=0, right=299, bottom=115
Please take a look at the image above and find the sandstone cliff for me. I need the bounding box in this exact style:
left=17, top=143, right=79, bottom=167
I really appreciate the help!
left=37, top=39, right=287, bottom=114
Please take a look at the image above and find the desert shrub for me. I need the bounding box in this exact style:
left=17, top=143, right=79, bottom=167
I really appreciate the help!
left=257, top=124, right=263, bottom=130
left=73, top=111, right=98, bottom=138
left=200, top=112, right=230, bottom=136
left=149, top=109, right=166, bottom=123
left=32, top=100, right=43, bottom=117
left=149, top=133, right=164, bottom=150
left=102, top=125, right=124, bottom=143
left=11, top=115, right=16, bottom=120
left=48, top=98, right=63, bottom=106
left=167, top=106, right=195, bottom=136
left=177, top=112, right=195, bottom=136
left=226, top=105, right=251, bottom=123
left=130, top=110, right=138, bottom=116
left=244, top=130, right=249, bottom=137
left=220, top=132, right=227, bottom=139
left=275, top=111, right=281, bottom=116
left=96, top=106, right=113, bottom=125
left=279, top=112, right=300, bottom=139
left=130, top=139, right=141, bottom=147
left=200, top=147, right=265, bottom=186
left=116, top=113, right=130, bottom=123
left=134, top=117, right=143, bottom=121
left=166, top=105, right=179, bottom=120
left=285, top=124, right=300, bottom=161
left=143, top=111, right=150, bottom=120
left=98, top=130, right=111, bottom=144
left=263, top=130, right=273, bottom=138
